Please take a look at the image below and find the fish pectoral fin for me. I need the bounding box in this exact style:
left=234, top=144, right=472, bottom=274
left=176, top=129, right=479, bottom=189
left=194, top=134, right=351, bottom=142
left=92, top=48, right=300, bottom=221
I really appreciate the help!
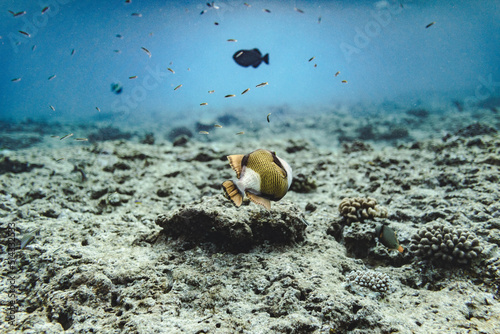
left=222, top=180, right=243, bottom=207
left=246, top=192, right=271, bottom=210
left=227, top=154, right=245, bottom=178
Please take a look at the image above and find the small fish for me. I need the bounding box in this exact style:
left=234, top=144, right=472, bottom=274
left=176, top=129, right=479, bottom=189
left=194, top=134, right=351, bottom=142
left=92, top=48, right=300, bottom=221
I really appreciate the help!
left=335, top=71, right=340, bottom=77
left=256, top=82, right=268, bottom=88
left=314, top=64, right=317, bottom=68
left=263, top=9, right=271, bottom=13
left=50, top=135, right=59, bottom=138
left=318, top=16, right=322, bottom=24
left=55, top=157, right=65, bottom=162
left=10, top=11, right=26, bottom=17
left=125, top=0, right=132, bottom=3
left=134, top=200, right=142, bottom=205
left=11, top=78, right=21, bottom=82
left=200, top=102, right=208, bottom=106
left=96, top=107, right=101, bottom=112
left=200, top=10, right=207, bottom=15
left=167, top=68, right=175, bottom=74
left=49, top=105, right=55, bottom=111
left=426, top=21, right=435, bottom=28
left=60, top=133, right=74, bottom=141
left=294, top=7, right=304, bottom=14
left=20, top=228, right=41, bottom=249
left=214, top=124, right=223, bottom=128
left=236, top=131, right=245, bottom=135
left=174, top=84, right=182, bottom=91
left=214, top=22, right=219, bottom=25
left=48, top=74, right=56, bottom=81
left=225, top=94, right=236, bottom=98
left=199, top=131, right=209, bottom=135
left=131, top=13, right=142, bottom=17
left=308, top=56, right=315, bottom=62
left=241, top=88, right=250, bottom=95
left=267, top=113, right=271, bottom=123
left=141, top=47, right=151, bottom=57
left=129, top=75, right=137, bottom=79
left=19, top=30, right=30, bottom=37
left=71, top=49, right=75, bottom=55
left=41, top=6, right=49, bottom=14
left=227, top=39, right=237, bottom=42
left=244, top=2, right=251, bottom=7
left=341, top=80, right=348, bottom=83
left=375, top=224, right=404, bottom=253
left=75, top=138, right=88, bottom=141
left=222, top=149, right=292, bottom=210
left=111, top=82, right=123, bottom=94
left=32, top=45, right=36, bottom=51
left=113, top=50, right=121, bottom=53
left=116, top=34, right=123, bottom=39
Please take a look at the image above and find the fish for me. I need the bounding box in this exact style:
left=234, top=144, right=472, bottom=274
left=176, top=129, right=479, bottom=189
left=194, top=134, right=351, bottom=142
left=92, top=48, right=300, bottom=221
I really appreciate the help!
left=225, top=94, right=235, bottom=98
left=342, top=80, right=348, bottom=83
left=116, top=34, right=123, bottom=39
left=294, top=7, right=304, bottom=14
left=241, top=88, right=250, bottom=95
left=75, top=138, right=88, bottom=141
left=20, top=228, right=41, bottom=249
left=96, top=107, right=101, bottom=112
left=129, top=75, right=137, bottom=79
left=214, top=22, right=219, bottom=25
left=233, top=49, right=269, bottom=68
left=214, top=124, right=223, bottom=128
left=267, top=113, right=271, bottom=123
left=199, top=131, right=209, bottom=135
left=244, top=3, right=251, bottom=7
left=113, top=50, right=121, bottom=53
left=19, top=30, right=30, bottom=37
left=111, top=82, right=123, bottom=94
left=141, top=47, right=151, bottom=57
left=71, top=49, right=75, bottom=55
left=208, top=90, right=215, bottom=94
left=200, top=102, right=208, bottom=106
left=11, top=78, right=21, bottom=82
left=200, top=10, right=207, bottom=15
left=236, top=131, right=245, bottom=135
left=167, top=68, right=175, bottom=74
left=263, top=9, right=271, bottom=13
left=174, top=84, right=182, bottom=91
left=375, top=224, right=404, bottom=253
left=60, top=133, right=74, bottom=141
left=318, top=16, right=322, bottom=24
left=48, top=74, right=56, bottom=80
left=42, top=6, right=49, bottom=14
left=426, top=21, right=435, bottom=28
left=131, top=13, right=142, bottom=17
left=227, top=39, right=237, bottom=42
left=256, top=82, right=268, bottom=88
left=9, top=11, right=26, bottom=17
left=49, top=105, right=55, bottom=111
left=335, top=71, right=340, bottom=77
left=308, top=56, right=315, bottom=62
left=125, top=0, right=132, bottom=3
left=55, top=157, right=65, bottom=162
left=222, top=149, right=293, bottom=210
left=32, top=45, right=36, bottom=51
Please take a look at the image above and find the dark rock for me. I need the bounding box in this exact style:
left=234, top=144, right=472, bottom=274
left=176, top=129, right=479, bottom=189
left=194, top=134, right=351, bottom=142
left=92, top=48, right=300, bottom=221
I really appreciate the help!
left=88, top=126, right=132, bottom=142
left=0, top=157, right=43, bottom=175
left=167, top=126, right=192, bottom=142
left=290, top=173, right=317, bottom=193
left=0, top=136, right=42, bottom=150
left=173, top=135, right=189, bottom=147
left=406, top=109, right=429, bottom=118
left=285, top=139, right=309, bottom=154
left=342, top=141, right=373, bottom=154
left=155, top=195, right=307, bottom=252
left=140, top=133, right=155, bottom=145
left=454, top=122, right=497, bottom=138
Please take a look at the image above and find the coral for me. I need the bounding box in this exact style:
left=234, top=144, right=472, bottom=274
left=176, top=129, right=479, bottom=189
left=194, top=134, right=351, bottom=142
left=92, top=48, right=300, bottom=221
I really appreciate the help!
left=409, top=223, right=482, bottom=264
left=338, top=197, right=388, bottom=223
left=485, top=257, right=500, bottom=285
left=290, top=173, right=317, bottom=193
left=346, top=270, right=391, bottom=292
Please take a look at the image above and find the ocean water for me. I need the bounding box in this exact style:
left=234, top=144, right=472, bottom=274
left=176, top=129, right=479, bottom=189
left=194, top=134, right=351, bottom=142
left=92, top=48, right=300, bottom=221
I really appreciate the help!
left=1, top=0, right=499, bottom=126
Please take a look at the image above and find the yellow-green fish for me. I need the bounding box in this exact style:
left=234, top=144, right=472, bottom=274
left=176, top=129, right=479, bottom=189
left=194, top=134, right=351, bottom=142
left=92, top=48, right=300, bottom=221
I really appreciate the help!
left=222, top=149, right=292, bottom=210
left=375, top=224, right=404, bottom=253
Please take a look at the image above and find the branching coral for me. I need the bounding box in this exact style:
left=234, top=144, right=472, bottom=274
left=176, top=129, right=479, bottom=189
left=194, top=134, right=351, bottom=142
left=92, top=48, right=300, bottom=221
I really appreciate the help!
left=338, top=197, right=388, bottom=223
left=346, top=270, right=390, bottom=292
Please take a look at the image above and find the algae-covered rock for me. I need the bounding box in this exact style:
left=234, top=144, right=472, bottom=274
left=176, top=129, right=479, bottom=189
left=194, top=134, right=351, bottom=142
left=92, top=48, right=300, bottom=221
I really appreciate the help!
left=155, top=195, right=307, bottom=251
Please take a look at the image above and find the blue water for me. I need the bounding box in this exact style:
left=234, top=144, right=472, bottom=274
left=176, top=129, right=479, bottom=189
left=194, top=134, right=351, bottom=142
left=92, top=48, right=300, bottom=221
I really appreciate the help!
left=1, top=0, right=499, bottom=123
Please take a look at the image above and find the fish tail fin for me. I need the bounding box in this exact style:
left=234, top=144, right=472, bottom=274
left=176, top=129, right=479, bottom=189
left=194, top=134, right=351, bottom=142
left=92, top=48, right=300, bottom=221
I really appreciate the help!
left=262, top=53, right=269, bottom=65
left=222, top=180, right=243, bottom=207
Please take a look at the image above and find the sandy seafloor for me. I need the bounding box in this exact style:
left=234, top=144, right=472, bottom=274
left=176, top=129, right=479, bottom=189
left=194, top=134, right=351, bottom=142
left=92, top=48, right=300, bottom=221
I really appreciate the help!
left=1, top=101, right=500, bottom=334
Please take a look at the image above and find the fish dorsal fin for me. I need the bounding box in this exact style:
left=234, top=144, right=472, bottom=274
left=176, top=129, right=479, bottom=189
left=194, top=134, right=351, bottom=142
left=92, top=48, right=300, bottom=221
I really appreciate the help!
left=252, top=48, right=262, bottom=56
left=246, top=192, right=271, bottom=210
left=227, top=154, right=245, bottom=178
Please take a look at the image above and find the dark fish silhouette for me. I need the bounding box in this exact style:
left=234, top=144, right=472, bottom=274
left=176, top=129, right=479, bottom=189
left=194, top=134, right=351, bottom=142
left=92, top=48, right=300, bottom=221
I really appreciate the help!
left=233, top=49, right=269, bottom=68
left=111, top=82, right=123, bottom=94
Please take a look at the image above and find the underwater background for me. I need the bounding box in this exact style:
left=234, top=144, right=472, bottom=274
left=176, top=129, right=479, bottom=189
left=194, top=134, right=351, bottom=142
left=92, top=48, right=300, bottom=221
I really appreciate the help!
left=2, top=0, right=499, bottom=124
